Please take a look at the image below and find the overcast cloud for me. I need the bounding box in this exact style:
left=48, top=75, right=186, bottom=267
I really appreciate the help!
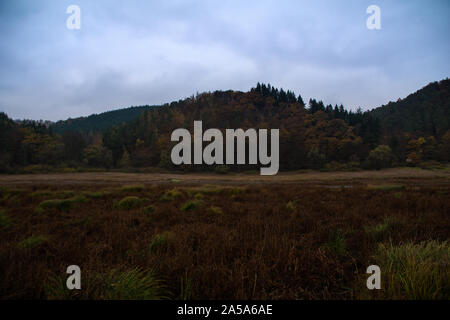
left=0, top=0, right=449, bottom=121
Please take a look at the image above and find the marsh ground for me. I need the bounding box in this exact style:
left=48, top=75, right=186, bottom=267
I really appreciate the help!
left=0, top=169, right=449, bottom=299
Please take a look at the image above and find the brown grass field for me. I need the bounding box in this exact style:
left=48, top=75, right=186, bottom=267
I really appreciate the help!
left=0, top=168, right=449, bottom=300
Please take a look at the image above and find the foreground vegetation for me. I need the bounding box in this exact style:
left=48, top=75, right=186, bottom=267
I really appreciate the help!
left=0, top=181, right=448, bottom=300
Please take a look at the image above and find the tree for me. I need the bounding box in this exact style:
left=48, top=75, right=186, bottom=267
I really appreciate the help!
left=82, top=145, right=113, bottom=168
left=366, top=145, right=395, bottom=170
left=117, top=147, right=131, bottom=168
left=439, top=130, right=450, bottom=162
left=307, top=147, right=325, bottom=169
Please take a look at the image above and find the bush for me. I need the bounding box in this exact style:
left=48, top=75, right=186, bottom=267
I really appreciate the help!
left=366, top=145, right=395, bottom=170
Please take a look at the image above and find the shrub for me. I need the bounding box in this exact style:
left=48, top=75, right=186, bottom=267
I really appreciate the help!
left=373, top=241, right=449, bottom=299
left=117, top=196, right=146, bottom=210
left=18, top=235, right=48, bottom=249
left=366, top=145, right=395, bottom=170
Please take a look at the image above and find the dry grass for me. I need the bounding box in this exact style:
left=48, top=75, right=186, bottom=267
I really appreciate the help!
left=0, top=178, right=449, bottom=300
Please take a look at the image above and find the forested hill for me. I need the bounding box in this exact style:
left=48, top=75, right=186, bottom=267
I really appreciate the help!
left=0, top=79, right=449, bottom=173
left=51, top=105, right=157, bottom=134
left=371, top=79, right=449, bottom=137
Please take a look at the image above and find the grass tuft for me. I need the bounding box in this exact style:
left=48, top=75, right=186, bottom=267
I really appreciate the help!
left=117, top=196, right=147, bottom=210
left=46, top=268, right=166, bottom=300
left=18, top=235, right=48, bottom=249
left=180, top=200, right=203, bottom=211
left=373, top=240, right=449, bottom=299
left=34, top=196, right=87, bottom=214
left=160, top=188, right=183, bottom=201
left=365, top=216, right=400, bottom=241
left=0, top=209, right=12, bottom=229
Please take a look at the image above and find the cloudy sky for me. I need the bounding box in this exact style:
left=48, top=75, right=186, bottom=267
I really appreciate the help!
left=0, top=0, right=449, bottom=121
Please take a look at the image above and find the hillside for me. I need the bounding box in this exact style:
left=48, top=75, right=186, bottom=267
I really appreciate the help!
left=51, top=105, right=157, bottom=134
left=1, top=80, right=449, bottom=173
left=371, top=79, right=450, bottom=137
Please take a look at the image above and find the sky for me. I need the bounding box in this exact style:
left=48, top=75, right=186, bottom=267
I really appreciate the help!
left=0, top=0, right=449, bottom=121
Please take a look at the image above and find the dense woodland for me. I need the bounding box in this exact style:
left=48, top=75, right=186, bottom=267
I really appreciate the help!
left=0, top=79, right=449, bottom=173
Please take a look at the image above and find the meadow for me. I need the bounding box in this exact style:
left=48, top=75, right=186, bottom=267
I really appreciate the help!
left=0, top=170, right=449, bottom=300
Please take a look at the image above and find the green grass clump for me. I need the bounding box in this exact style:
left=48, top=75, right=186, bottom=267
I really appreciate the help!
left=194, top=193, right=204, bottom=200
left=208, top=206, right=223, bottom=215
left=365, top=216, right=400, bottom=241
left=286, top=199, right=299, bottom=211
left=367, top=184, right=405, bottom=191
left=143, top=205, right=155, bottom=214
left=34, top=195, right=87, bottom=214
left=374, top=241, right=449, bottom=299
left=18, top=235, right=48, bottom=249
left=46, top=268, right=166, bottom=300
left=117, top=196, right=147, bottom=210
left=0, top=209, right=12, bottom=229
left=326, top=230, right=347, bottom=256
left=150, top=232, right=174, bottom=253
left=160, top=188, right=183, bottom=201
left=180, top=200, right=203, bottom=212
left=121, top=184, right=145, bottom=192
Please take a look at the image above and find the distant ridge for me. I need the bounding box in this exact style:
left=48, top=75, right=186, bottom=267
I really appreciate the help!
left=51, top=105, right=157, bottom=134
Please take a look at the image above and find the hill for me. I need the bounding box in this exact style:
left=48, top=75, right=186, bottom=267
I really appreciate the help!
left=1, top=80, right=449, bottom=173
left=371, top=79, right=450, bottom=137
left=51, top=105, right=157, bottom=134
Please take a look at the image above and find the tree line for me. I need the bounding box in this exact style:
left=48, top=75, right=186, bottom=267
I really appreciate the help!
left=1, top=79, right=449, bottom=173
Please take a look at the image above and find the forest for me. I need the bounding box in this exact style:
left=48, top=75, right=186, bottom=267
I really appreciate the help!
left=0, top=79, right=449, bottom=174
